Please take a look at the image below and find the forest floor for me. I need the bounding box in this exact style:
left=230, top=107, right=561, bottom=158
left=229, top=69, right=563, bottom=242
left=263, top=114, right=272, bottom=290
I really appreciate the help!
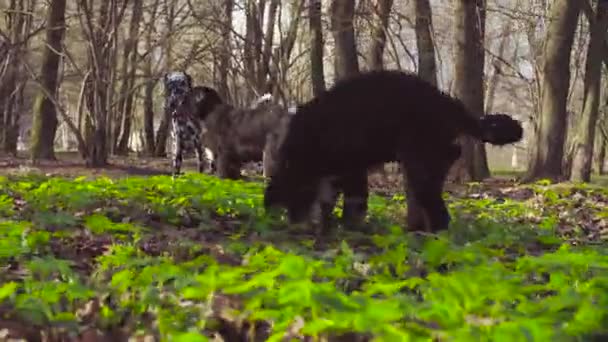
left=0, top=151, right=607, bottom=341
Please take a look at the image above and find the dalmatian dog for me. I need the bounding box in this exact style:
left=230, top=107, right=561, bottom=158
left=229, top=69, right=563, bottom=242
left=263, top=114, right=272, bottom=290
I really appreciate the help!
left=164, top=71, right=211, bottom=177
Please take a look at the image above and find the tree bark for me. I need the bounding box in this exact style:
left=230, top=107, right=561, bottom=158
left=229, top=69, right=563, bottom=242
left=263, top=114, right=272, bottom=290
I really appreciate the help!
left=142, top=0, right=160, bottom=156
left=218, top=0, right=234, bottom=100
left=451, top=0, right=489, bottom=182
left=154, top=0, right=177, bottom=157
left=524, top=0, right=581, bottom=182
left=570, top=1, right=608, bottom=182
left=309, top=0, right=326, bottom=97
left=116, top=0, right=144, bottom=155
left=330, top=0, right=359, bottom=80
left=597, top=132, right=606, bottom=175
left=30, top=0, right=66, bottom=161
left=368, top=0, right=393, bottom=71
left=414, top=0, right=437, bottom=86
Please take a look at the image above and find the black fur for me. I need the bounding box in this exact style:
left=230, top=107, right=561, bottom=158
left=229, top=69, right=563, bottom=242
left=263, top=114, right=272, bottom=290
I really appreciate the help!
left=264, top=69, right=523, bottom=233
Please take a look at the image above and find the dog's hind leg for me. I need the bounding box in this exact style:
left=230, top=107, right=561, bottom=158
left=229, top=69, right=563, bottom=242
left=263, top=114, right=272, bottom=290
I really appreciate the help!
left=173, top=136, right=183, bottom=178
left=340, top=169, right=369, bottom=229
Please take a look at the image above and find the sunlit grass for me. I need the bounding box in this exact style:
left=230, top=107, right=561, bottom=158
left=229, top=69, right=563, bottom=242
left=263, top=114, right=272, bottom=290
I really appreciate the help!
left=0, top=172, right=606, bottom=340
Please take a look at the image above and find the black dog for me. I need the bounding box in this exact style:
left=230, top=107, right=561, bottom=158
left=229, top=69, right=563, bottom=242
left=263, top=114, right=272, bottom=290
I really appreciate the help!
left=264, top=69, right=523, bottom=233
left=164, top=71, right=210, bottom=177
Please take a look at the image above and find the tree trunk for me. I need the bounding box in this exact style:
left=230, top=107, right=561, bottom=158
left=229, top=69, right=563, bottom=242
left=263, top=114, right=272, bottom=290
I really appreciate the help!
left=330, top=0, right=359, bottom=80
left=309, top=0, right=326, bottom=97
left=368, top=0, right=393, bottom=71
left=484, top=20, right=512, bottom=113
left=414, top=0, right=437, bottom=86
left=154, top=0, right=176, bottom=157
left=570, top=1, right=608, bottom=182
left=30, top=0, right=66, bottom=161
left=116, top=0, right=144, bottom=155
left=142, top=0, right=160, bottom=156
left=597, top=133, right=606, bottom=175
left=524, top=0, right=581, bottom=182
left=451, top=0, right=489, bottom=182
left=218, top=0, right=234, bottom=100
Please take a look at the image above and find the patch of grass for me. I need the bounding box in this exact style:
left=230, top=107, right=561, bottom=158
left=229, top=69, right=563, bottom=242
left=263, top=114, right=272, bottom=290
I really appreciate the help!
left=0, top=172, right=606, bottom=341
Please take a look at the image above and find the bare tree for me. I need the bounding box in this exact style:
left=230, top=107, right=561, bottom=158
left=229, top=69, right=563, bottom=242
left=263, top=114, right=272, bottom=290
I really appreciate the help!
left=414, top=0, right=436, bottom=86
left=154, top=0, right=178, bottom=157
left=570, top=1, right=608, bottom=182
left=79, top=0, right=128, bottom=166
left=142, top=0, right=161, bottom=156
left=309, top=0, right=326, bottom=97
left=0, top=0, right=37, bottom=155
left=30, top=0, right=66, bottom=161
left=115, top=0, right=144, bottom=155
left=525, top=0, right=581, bottom=182
left=217, top=0, right=234, bottom=100
left=452, top=0, right=490, bottom=181
left=368, top=0, right=393, bottom=71
left=330, top=0, right=359, bottom=79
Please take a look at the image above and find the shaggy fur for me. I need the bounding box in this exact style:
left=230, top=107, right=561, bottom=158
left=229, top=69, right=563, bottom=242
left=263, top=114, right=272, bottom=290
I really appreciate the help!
left=164, top=71, right=210, bottom=177
left=184, top=86, right=291, bottom=179
left=264, top=69, right=523, bottom=233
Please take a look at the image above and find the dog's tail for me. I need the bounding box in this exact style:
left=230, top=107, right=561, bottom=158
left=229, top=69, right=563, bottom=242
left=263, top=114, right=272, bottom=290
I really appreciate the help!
left=250, top=93, right=273, bottom=109
left=462, top=112, right=524, bottom=146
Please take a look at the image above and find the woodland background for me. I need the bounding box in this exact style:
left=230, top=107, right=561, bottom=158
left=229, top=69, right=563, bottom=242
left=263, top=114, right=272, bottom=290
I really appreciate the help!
left=0, top=0, right=606, bottom=183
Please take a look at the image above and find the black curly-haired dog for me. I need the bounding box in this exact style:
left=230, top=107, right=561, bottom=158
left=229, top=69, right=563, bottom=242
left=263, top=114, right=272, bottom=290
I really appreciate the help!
left=264, top=69, right=523, bottom=233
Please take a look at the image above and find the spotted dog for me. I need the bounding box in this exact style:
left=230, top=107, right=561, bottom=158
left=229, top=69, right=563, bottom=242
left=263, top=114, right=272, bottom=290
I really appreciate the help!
left=164, top=71, right=209, bottom=177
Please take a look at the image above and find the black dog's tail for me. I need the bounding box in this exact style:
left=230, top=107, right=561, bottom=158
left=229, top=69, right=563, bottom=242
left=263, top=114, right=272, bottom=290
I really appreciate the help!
left=461, top=112, right=524, bottom=146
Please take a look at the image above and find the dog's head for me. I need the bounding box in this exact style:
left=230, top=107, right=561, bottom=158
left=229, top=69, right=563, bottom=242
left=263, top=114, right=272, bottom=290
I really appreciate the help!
left=164, top=71, right=193, bottom=115
left=263, top=161, right=319, bottom=224
left=189, top=86, right=224, bottom=120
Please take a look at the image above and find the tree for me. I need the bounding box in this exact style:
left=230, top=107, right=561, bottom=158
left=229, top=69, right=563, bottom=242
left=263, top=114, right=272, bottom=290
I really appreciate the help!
left=368, top=0, right=393, bottom=71
left=525, top=0, right=581, bottom=182
left=154, top=0, right=178, bottom=157
left=330, top=0, right=359, bottom=79
left=570, top=1, right=608, bottom=182
left=309, top=0, right=326, bottom=97
left=30, top=0, right=66, bottom=161
left=142, top=0, right=161, bottom=156
left=414, top=0, right=437, bottom=86
left=452, top=0, right=490, bottom=181
left=0, top=0, right=37, bottom=155
left=115, top=0, right=144, bottom=155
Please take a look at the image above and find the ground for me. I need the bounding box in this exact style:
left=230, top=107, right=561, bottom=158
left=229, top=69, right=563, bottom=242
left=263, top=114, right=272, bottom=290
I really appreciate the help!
left=0, top=151, right=607, bottom=341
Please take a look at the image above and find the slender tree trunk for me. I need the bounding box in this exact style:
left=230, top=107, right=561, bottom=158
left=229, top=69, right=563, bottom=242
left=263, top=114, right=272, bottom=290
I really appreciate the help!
left=309, top=0, right=326, bottom=97
left=260, top=0, right=279, bottom=93
left=154, top=0, right=176, bottom=157
left=414, top=0, right=437, bottom=86
left=330, top=0, right=359, bottom=80
left=142, top=0, right=160, bottom=155
left=570, top=1, right=608, bottom=182
left=116, top=0, right=144, bottom=155
left=524, top=0, right=581, bottom=182
left=484, top=20, right=512, bottom=113
left=597, top=133, right=606, bottom=174
left=31, top=0, right=66, bottom=161
left=452, top=0, right=489, bottom=182
left=218, top=0, right=234, bottom=100
left=368, top=0, right=393, bottom=71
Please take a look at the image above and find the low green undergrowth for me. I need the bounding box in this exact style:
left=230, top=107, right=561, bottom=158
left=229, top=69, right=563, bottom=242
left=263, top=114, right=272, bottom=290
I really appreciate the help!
left=0, top=173, right=606, bottom=341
